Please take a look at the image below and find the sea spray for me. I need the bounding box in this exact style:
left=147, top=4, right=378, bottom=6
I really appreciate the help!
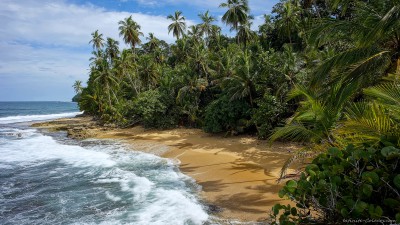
left=0, top=112, right=82, bottom=124
left=0, top=128, right=209, bottom=224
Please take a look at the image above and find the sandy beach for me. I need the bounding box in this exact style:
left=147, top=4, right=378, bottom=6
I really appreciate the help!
left=33, top=116, right=299, bottom=223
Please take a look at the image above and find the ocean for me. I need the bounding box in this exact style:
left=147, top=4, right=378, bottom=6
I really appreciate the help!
left=0, top=102, right=210, bottom=225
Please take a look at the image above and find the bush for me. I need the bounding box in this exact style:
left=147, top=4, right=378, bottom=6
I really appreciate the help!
left=133, top=89, right=180, bottom=129
left=271, top=144, right=400, bottom=224
left=203, top=95, right=251, bottom=134
left=251, top=94, right=287, bottom=139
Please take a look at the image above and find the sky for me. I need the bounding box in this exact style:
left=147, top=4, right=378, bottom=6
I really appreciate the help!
left=0, top=0, right=279, bottom=101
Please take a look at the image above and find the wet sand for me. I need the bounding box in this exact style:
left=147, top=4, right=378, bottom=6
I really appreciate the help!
left=33, top=116, right=299, bottom=223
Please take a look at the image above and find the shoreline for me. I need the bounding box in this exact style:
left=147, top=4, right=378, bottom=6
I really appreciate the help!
left=33, top=116, right=298, bottom=222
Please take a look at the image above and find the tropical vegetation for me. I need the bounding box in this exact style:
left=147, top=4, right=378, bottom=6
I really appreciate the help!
left=75, top=0, right=400, bottom=223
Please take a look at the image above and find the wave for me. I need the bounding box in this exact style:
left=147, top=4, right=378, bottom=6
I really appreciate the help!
left=0, top=130, right=209, bottom=224
left=0, top=112, right=82, bottom=124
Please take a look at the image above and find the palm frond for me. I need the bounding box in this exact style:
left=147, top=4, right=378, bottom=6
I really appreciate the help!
left=310, top=47, right=390, bottom=88
left=361, top=5, right=400, bottom=47
left=269, top=123, right=320, bottom=143
left=364, top=83, right=400, bottom=115
left=337, top=101, right=399, bottom=147
left=278, top=147, right=322, bottom=181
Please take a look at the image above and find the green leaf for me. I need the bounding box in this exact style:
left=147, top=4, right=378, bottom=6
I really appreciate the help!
left=290, top=207, right=297, bottom=216
left=308, top=170, right=316, bottom=177
left=381, top=146, right=400, bottom=158
left=278, top=189, right=286, bottom=198
left=332, top=176, right=341, bottom=184
left=394, top=174, right=400, bottom=189
left=384, top=198, right=400, bottom=208
left=355, top=201, right=368, bottom=213
left=375, top=206, right=383, bottom=217
left=396, top=213, right=400, bottom=223
left=362, top=184, right=373, bottom=197
left=341, top=208, right=349, bottom=217
left=362, top=171, right=379, bottom=184
left=286, top=180, right=298, bottom=193
left=272, top=204, right=281, bottom=216
left=328, top=147, right=340, bottom=157
left=366, top=166, right=374, bottom=170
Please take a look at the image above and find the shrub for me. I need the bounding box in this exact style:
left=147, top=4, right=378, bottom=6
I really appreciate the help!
left=133, top=89, right=179, bottom=129
left=251, top=94, right=287, bottom=139
left=271, top=144, right=400, bottom=224
left=203, top=95, right=251, bottom=134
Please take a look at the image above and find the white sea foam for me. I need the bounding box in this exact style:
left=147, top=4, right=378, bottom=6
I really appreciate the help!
left=0, top=129, right=210, bottom=224
left=0, top=130, right=116, bottom=167
left=0, top=112, right=82, bottom=124
left=135, top=189, right=209, bottom=225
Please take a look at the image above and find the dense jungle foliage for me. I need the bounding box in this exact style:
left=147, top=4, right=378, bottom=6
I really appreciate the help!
left=74, top=0, right=400, bottom=223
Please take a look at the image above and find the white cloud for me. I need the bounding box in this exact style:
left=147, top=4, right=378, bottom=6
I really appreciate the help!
left=0, top=0, right=194, bottom=101
left=132, top=0, right=276, bottom=15
left=0, top=0, right=182, bottom=46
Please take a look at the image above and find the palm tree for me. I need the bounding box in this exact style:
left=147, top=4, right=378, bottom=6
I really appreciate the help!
left=146, top=33, right=160, bottom=53
left=138, top=55, right=160, bottom=90
left=336, top=79, right=400, bottom=147
left=269, top=82, right=358, bottom=178
left=89, top=30, right=104, bottom=50
left=105, top=37, right=120, bottom=63
left=309, top=3, right=400, bottom=91
left=207, top=25, right=222, bottom=50
left=115, top=49, right=140, bottom=96
left=73, top=80, right=83, bottom=94
left=223, top=51, right=257, bottom=106
left=89, top=49, right=104, bottom=67
left=198, top=10, right=216, bottom=38
left=219, top=0, right=249, bottom=31
left=118, top=16, right=143, bottom=53
left=167, top=11, right=186, bottom=40
left=274, top=1, right=301, bottom=44
left=92, top=59, right=119, bottom=107
left=236, top=20, right=256, bottom=48
left=170, top=36, right=190, bottom=63
left=189, top=43, right=212, bottom=79
left=187, top=25, right=202, bottom=43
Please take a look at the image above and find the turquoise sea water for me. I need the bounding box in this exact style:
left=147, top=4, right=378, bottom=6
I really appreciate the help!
left=0, top=102, right=210, bottom=225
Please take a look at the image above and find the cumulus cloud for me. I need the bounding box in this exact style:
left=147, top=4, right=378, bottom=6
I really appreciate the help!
left=132, top=0, right=275, bottom=15
left=0, top=0, right=193, bottom=100
left=0, top=0, right=182, bottom=46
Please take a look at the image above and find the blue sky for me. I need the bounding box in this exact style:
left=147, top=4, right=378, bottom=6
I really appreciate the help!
left=0, top=0, right=278, bottom=101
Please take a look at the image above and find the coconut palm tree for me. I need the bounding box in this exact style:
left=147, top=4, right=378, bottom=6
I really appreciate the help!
left=336, top=78, right=400, bottom=147
left=73, top=80, right=83, bottom=94
left=309, top=2, right=400, bottom=91
left=89, top=49, right=104, bottom=67
left=138, top=55, right=160, bottom=90
left=146, top=33, right=160, bottom=53
left=236, top=20, right=256, bottom=48
left=105, top=37, right=120, bottom=63
left=187, top=25, right=202, bottom=43
left=115, top=49, right=140, bottom=96
left=198, top=10, right=216, bottom=38
left=89, top=30, right=104, bottom=50
left=92, top=59, right=119, bottom=107
left=274, top=0, right=301, bottom=44
left=189, top=43, right=212, bottom=79
left=118, top=16, right=143, bottom=53
left=167, top=11, right=186, bottom=40
left=207, top=25, right=222, bottom=50
left=223, top=51, right=258, bottom=106
left=219, top=0, right=249, bottom=32
left=269, top=81, right=358, bottom=178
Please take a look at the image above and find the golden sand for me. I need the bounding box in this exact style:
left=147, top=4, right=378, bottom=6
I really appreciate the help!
left=33, top=116, right=299, bottom=222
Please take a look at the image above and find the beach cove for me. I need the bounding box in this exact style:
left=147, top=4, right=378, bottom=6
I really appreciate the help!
left=33, top=116, right=298, bottom=223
